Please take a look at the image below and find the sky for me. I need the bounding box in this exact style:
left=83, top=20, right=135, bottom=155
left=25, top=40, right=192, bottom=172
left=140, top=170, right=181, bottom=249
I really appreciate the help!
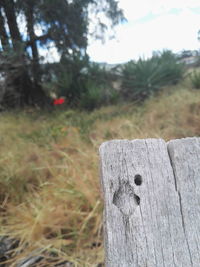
left=87, top=0, right=200, bottom=64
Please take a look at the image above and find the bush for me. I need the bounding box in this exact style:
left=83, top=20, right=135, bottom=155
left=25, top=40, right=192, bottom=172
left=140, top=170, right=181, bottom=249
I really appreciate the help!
left=43, top=59, right=119, bottom=110
left=190, top=70, right=200, bottom=89
left=56, top=54, right=89, bottom=105
left=79, top=80, right=119, bottom=111
left=122, top=50, right=185, bottom=101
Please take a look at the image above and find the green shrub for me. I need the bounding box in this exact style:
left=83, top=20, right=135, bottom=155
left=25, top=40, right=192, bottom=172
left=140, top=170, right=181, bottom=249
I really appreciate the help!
left=190, top=70, right=200, bottom=89
left=43, top=59, right=119, bottom=109
left=79, top=80, right=119, bottom=111
left=122, top=50, right=185, bottom=101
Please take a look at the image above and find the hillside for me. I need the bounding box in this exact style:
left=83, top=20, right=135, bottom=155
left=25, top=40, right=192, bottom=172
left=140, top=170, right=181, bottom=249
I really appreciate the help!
left=0, top=82, right=200, bottom=266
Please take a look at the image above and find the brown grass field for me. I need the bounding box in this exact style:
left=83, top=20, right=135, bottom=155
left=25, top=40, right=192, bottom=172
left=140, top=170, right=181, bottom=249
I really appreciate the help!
left=0, top=81, right=200, bottom=266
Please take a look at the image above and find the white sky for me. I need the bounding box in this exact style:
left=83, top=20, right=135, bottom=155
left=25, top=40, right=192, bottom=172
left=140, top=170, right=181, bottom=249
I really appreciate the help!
left=87, top=0, right=200, bottom=64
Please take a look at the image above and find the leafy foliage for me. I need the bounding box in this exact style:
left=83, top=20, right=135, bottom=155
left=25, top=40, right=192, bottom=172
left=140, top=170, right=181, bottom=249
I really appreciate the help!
left=122, top=50, right=185, bottom=101
left=53, top=54, right=89, bottom=104
left=190, top=70, right=200, bottom=89
left=77, top=63, right=118, bottom=110
left=0, top=0, right=124, bottom=108
left=44, top=60, right=119, bottom=109
left=79, top=81, right=119, bottom=110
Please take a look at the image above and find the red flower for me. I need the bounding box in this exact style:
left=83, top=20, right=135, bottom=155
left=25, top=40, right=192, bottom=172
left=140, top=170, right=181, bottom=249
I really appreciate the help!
left=53, top=98, right=65, bottom=105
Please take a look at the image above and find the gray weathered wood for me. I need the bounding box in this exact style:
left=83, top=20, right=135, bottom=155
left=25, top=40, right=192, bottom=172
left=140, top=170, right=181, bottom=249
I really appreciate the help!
left=99, top=138, right=200, bottom=267
left=168, top=137, right=200, bottom=266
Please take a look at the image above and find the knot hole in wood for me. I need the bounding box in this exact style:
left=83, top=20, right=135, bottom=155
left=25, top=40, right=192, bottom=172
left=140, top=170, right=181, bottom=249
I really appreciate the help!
left=112, top=180, right=140, bottom=217
left=134, top=174, right=142, bottom=186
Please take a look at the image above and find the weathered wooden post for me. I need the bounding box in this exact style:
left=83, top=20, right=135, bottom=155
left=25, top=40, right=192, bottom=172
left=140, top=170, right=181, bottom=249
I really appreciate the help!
left=99, top=138, right=200, bottom=267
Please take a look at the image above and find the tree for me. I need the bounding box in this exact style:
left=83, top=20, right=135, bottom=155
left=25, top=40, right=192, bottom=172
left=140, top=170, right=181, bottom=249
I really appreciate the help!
left=23, top=0, right=41, bottom=84
left=0, top=0, right=47, bottom=107
left=0, top=0, right=124, bottom=108
left=0, top=4, right=10, bottom=50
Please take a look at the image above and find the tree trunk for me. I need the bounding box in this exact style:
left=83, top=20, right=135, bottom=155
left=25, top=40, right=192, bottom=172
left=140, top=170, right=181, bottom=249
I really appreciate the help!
left=1, top=0, right=48, bottom=107
left=0, top=6, right=10, bottom=50
left=1, top=0, right=21, bottom=50
left=25, top=1, right=42, bottom=85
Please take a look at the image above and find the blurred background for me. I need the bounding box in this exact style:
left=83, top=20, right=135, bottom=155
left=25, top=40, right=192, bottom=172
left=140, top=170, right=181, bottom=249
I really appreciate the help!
left=0, top=0, right=200, bottom=266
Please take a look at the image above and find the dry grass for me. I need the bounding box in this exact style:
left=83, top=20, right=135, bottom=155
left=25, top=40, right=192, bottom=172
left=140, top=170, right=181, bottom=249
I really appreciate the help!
left=1, top=84, right=200, bottom=266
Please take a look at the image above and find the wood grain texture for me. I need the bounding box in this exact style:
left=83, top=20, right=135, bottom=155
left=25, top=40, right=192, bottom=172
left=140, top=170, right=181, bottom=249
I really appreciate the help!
left=99, top=138, right=200, bottom=267
left=168, top=137, right=200, bottom=266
